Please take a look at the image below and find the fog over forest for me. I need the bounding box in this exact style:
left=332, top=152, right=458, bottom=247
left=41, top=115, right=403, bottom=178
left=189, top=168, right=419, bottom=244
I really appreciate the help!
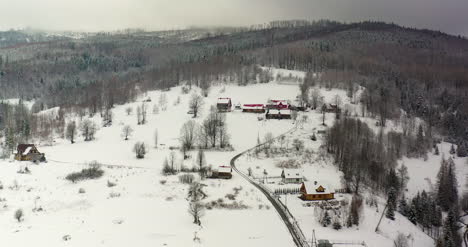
left=0, top=0, right=466, bottom=36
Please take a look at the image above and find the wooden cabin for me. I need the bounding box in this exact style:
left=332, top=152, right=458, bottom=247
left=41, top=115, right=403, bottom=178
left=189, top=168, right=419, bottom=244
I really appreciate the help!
left=242, top=104, right=265, bottom=113
left=281, top=169, right=303, bottom=184
left=265, top=109, right=291, bottom=119
left=300, top=182, right=334, bottom=201
left=14, top=144, right=46, bottom=162
left=210, top=166, right=233, bottom=179
left=217, top=98, right=232, bottom=112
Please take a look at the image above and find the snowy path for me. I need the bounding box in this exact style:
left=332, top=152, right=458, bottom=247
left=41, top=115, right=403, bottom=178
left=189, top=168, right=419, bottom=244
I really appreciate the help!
left=230, top=126, right=310, bottom=247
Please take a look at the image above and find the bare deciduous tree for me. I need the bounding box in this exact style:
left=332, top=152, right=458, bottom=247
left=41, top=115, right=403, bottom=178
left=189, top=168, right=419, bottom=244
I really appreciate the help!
left=80, top=119, right=97, bottom=141
left=65, top=121, right=76, bottom=144
left=121, top=125, right=133, bottom=140
left=188, top=202, right=204, bottom=226
left=180, top=120, right=198, bottom=151
left=196, top=149, right=206, bottom=179
left=189, top=93, right=204, bottom=118
left=310, top=88, right=322, bottom=109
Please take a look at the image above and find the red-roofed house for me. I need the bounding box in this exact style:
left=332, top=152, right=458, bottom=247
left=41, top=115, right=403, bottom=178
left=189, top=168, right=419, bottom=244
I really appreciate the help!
left=242, top=104, right=265, bottom=113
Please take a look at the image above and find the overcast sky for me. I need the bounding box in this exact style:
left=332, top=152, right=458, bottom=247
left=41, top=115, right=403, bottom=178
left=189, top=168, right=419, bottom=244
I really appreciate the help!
left=0, top=0, right=466, bottom=36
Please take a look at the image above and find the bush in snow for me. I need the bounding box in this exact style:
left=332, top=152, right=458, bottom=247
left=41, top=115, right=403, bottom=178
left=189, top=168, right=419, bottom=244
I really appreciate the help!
left=65, top=162, right=104, bottom=183
left=393, top=233, right=409, bottom=247
left=178, top=174, right=195, bottom=184
left=159, top=180, right=167, bottom=185
left=133, top=142, right=147, bottom=159
left=276, top=159, right=301, bottom=169
left=14, top=209, right=23, bottom=222
left=162, top=158, right=177, bottom=175
left=78, top=188, right=86, bottom=194
left=292, top=138, right=304, bottom=152
left=332, top=217, right=342, bottom=230
left=108, top=192, right=121, bottom=198
left=107, top=180, right=117, bottom=187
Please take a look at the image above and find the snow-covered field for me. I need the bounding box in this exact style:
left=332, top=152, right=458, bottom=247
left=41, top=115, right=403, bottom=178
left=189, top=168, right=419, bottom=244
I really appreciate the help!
left=1, top=79, right=304, bottom=247
left=0, top=67, right=460, bottom=247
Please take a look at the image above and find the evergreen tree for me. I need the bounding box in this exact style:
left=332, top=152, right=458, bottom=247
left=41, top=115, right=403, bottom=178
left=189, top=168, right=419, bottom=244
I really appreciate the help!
left=416, top=124, right=426, bottom=156
left=408, top=206, right=417, bottom=225
left=321, top=210, right=331, bottom=227
left=431, top=205, right=442, bottom=228
left=398, top=195, right=409, bottom=217
left=449, top=144, right=456, bottom=155
left=386, top=168, right=400, bottom=192
left=456, top=141, right=467, bottom=157
left=437, top=158, right=458, bottom=211
left=434, top=145, right=440, bottom=155
left=386, top=188, right=397, bottom=220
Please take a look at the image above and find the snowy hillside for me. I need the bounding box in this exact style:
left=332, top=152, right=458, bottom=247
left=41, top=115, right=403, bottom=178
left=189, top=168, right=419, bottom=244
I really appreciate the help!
left=0, top=68, right=461, bottom=247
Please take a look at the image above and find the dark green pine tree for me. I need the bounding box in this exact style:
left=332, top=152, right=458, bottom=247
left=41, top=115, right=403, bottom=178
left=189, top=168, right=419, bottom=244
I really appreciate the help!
left=408, top=206, right=417, bottom=225
left=398, top=195, right=409, bottom=217
left=449, top=144, right=456, bottom=154
left=456, top=141, right=467, bottom=157
left=386, top=168, right=400, bottom=193
left=386, top=188, right=397, bottom=220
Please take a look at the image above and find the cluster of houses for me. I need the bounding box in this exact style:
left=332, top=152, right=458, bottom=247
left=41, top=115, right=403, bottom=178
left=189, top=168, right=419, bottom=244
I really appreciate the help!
left=216, top=98, right=293, bottom=119
left=281, top=169, right=335, bottom=201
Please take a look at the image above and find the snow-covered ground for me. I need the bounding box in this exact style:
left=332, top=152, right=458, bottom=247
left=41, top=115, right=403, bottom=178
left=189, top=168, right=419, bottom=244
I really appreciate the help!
left=1, top=79, right=304, bottom=247
left=0, top=67, right=456, bottom=247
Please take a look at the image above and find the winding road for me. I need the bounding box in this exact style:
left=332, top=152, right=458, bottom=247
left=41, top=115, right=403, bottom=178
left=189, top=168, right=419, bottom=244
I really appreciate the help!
left=230, top=127, right=310, bottom=247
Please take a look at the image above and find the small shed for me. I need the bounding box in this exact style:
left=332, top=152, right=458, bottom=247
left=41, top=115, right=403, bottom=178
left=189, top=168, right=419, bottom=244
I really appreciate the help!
left=281, top=169, right=303, bottom=184
left=242, top=104, right=265, bottom=113
left=210, top=166, right=233, bottom=179
left=14, top=144, right=46, bottom=162
left=217, top=98, right=232, bottom=112
left=266, top=109, right=291, bottom=119
left=300, top=182, right=334, bottom=201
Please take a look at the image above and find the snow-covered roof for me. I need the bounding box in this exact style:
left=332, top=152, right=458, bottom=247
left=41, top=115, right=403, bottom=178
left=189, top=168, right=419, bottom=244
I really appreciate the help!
left=302, top=182, right=334, bottom=194
left=218, top=166, right=232, bottom=173
left=242, top=104, right=264, bottom=109
left=23, top=146, right=32, bottom=155
left=267, top=109, right=291, bottom=115
left=217, top=98, right=231, bottom=104
left=283, top=169, right=302, bottom=179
